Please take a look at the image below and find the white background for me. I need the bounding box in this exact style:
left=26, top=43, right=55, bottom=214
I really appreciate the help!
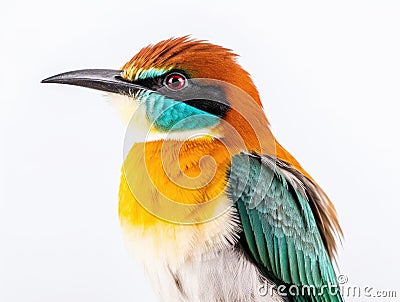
left=1, top=1, right=399, bottom=301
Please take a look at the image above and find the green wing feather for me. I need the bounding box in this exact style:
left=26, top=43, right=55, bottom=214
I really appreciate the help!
left=228, top=152, right=343, bottom=302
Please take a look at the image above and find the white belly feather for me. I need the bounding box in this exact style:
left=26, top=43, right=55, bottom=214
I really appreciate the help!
left=121, top=205, right=284, bottom=302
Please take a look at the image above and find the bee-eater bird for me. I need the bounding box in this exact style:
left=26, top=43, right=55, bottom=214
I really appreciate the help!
left=42, top=37, right=343, bottom=302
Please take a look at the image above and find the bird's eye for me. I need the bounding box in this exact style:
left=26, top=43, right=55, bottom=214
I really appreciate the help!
left=164, top=73, right=187, bottom=90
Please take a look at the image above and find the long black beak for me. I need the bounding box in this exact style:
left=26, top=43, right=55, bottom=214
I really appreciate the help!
left=41, top=69, right=145, bottom=94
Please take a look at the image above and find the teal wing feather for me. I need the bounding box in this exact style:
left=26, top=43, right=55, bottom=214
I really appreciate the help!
left=228, top=152, right=343, bottom=302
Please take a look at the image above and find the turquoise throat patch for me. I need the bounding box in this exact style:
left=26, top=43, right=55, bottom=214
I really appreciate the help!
left=141, top=91, right=220, bottom=131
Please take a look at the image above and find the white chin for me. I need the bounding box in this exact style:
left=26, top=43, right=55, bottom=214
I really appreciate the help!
left=107, top=93, right=140, bottom=126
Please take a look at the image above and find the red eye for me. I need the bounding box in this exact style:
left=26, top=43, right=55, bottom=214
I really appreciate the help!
left=165, top=73, right=187, bottom=90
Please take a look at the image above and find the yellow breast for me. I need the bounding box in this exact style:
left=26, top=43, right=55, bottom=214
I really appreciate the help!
left=118, top=138, right=239, bottom=264
left=118, top=137, right=232, bottom=227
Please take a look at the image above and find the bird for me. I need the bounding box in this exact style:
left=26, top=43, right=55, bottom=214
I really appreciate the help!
left=42, top=36, right=344, bottom=302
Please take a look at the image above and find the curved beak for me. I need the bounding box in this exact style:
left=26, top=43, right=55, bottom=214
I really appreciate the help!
left=41, top=69, right=145, bottom=94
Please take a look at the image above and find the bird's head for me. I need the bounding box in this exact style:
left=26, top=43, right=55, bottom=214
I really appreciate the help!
left=43, top=37, right=275, bottom=154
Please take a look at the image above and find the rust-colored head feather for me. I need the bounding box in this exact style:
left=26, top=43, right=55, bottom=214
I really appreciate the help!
left=121, top=36, right=262, bottom=107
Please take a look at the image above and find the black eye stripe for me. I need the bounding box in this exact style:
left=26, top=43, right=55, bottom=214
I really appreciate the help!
left=132, top=69, right=231, bottom=117
left=161, top=83, right=230, bottom=117
left=183, top=99, right=230, bottom=117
